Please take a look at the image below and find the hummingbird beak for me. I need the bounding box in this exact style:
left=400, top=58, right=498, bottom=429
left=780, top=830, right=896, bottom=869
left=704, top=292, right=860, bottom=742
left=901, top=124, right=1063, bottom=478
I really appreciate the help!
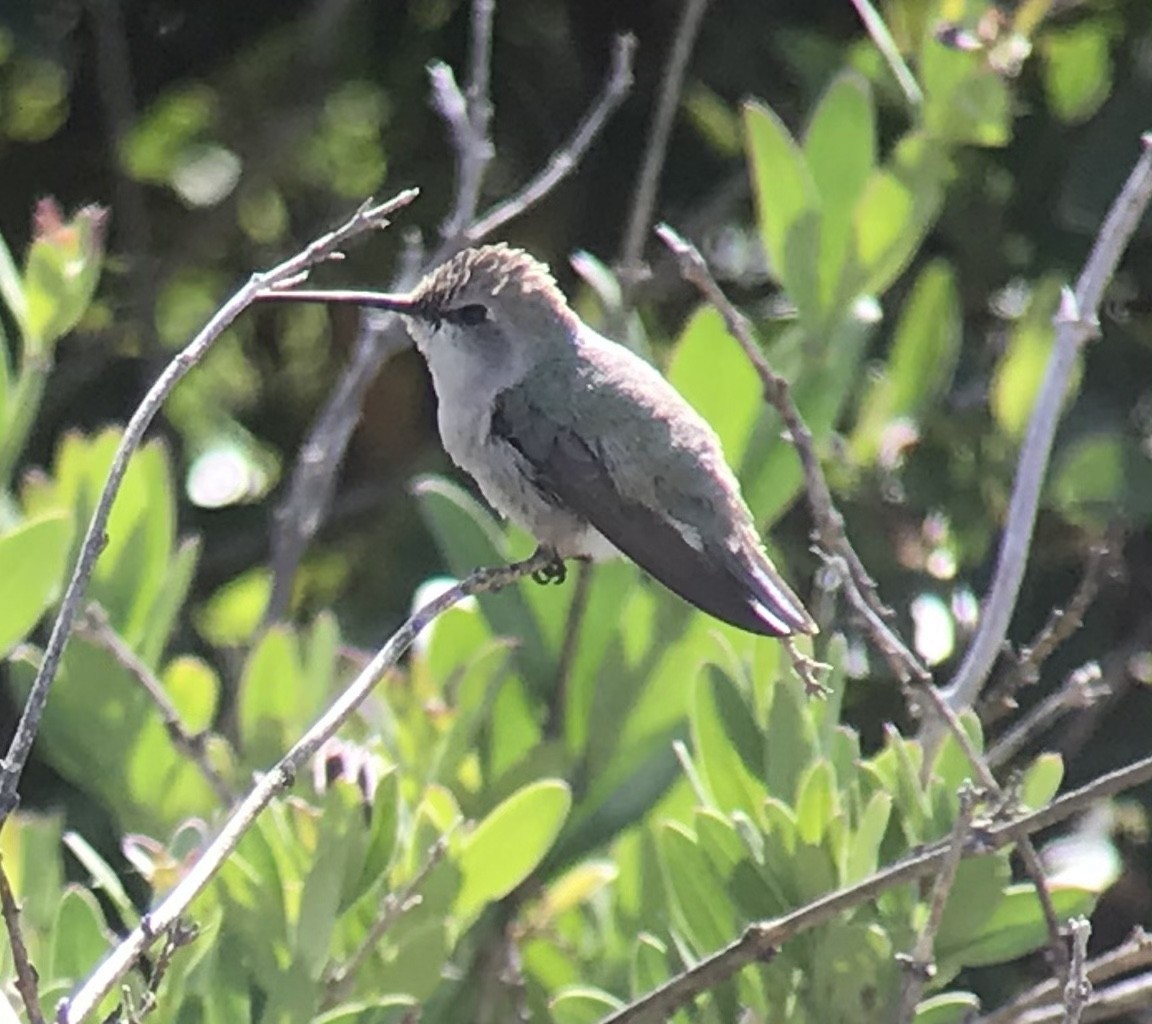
left=255, top=287, right=420, bottom=316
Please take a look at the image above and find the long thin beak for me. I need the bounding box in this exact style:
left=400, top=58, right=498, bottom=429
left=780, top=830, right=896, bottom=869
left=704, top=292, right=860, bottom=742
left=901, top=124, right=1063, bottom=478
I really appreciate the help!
left=255, top=288, right=419, bottom=315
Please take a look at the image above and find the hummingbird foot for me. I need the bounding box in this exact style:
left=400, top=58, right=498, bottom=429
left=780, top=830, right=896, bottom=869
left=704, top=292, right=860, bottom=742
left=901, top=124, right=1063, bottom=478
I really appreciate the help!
left=530, top=547, right=568, bottom=586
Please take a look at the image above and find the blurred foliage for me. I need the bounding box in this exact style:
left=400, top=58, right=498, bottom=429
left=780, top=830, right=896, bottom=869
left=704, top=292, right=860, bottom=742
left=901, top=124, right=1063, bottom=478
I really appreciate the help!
left=2, top=0, right=1152, bottom=1021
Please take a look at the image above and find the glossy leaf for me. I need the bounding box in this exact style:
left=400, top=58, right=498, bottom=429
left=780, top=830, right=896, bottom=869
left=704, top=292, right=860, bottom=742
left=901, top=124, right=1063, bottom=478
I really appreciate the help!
left=455, top=779, right=571, bottom=919
left=0, top=511, right=73, bottom=658
left=411, top=474, right=554, bottom=692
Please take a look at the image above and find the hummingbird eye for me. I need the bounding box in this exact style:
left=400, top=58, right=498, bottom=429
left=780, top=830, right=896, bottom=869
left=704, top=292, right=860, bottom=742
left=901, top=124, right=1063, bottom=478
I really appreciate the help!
left=451, top=303, right=489, bottom=326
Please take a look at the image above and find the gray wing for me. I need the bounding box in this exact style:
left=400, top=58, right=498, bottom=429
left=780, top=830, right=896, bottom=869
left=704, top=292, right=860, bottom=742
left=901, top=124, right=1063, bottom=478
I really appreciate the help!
left=491, top=380, right=813, bottom=637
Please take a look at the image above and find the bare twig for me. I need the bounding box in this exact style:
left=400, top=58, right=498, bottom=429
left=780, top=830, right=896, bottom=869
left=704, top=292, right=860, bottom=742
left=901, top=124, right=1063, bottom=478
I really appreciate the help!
left=895, top=784, right=980, bottom=1024
left=982, top=928, right=1152, bottom=1024
left=1064, top=917, right=1093, bottom=1024
left=619, top=0, right=711, bottom=272
left=655, top=223, right=928, bottom=683
left=987, top=662, right=1107, bottom=770
left=324, top=835, right=451, bottom=1006
left=0, top=854, right=45, bottom=1024
left=1015, top=972, right=1152, bottom=1024
left=467, top=34, right=635, bottom=243
left=940, top=135, right=1152, bottom=724
left=0, top=189, right=419, bottom=826
left=915, top=682, right=1068, bottom=977
left=430, top=0, right=496, bottom=240
left=847, top=0, right=924, bottom=110
left=76, top=603, right=235, bottom=806
left=262, top=29, right=634, bottom=623
left=982, top=537, right=1117, bottom=726
left=122, top=920, right=199, bottom=1024
left=595, top=752, right=1152, bottom=1024
left=58, top=546, right=557, bottom=1024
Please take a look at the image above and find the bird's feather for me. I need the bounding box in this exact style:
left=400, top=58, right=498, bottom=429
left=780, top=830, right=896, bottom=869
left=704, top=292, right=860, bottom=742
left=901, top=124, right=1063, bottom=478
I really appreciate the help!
left=491, top=374, right=813, bottom=636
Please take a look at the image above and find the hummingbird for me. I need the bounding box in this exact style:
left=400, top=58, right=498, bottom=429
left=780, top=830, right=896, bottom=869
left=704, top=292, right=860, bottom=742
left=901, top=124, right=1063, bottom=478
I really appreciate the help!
left=262, top=244, right=816, bottom=637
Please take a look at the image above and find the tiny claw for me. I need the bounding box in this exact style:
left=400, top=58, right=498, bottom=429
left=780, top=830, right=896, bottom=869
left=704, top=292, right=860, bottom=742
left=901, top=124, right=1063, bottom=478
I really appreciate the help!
left=531, top=552, right=568, bottom=586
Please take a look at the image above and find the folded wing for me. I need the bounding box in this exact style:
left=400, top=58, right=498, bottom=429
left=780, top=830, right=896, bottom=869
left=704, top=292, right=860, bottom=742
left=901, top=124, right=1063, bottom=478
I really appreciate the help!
left=491, top=382, right=814, bottom=637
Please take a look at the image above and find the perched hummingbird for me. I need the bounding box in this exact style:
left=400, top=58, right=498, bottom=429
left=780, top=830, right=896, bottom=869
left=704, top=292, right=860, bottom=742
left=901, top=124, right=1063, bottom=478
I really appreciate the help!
left=264, top=244, right=815, bottom=637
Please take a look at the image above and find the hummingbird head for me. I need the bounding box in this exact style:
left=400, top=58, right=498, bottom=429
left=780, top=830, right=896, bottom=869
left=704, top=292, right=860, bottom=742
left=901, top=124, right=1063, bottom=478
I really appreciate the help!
left=401, top=245, right=580, bottom=364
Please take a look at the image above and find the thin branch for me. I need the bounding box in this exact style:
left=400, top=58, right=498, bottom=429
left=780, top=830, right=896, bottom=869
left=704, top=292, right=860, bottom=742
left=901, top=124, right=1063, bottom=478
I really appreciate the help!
left=619, top=0, right=711, bottom=271
left=121, top=920, right=199, bottom=1024
left=847, top=0, right=924, bottom=110
left=0, top=189, right=419, bottom=826
left=468, top=34, right=635, bottom=243
left=263, top=32, right=634, bottom=623
left=0, top=854, right=45, bottom=1024
left=596, top=751, right=1152, bottom=1024
left=982, top=536, right=1117, bottom=726
left=324, top=835, right=451, bottom=1007
left=941, top=134, right=1152, bottom=722
left=987, top=662, right=1107, bottom=770
left=982, top=928, right=1152, bottom=1024
left=655, top=222, right=928, bottom=683
left=1063, top=917, right=1093, bottom=1024
left=58, top=546, right=557, bottom=1024
left=915, top=681, right=1068, bottom=977
left=895, top=784, right=980, bottom=1024
left=430, top=0, right=496, bottom=240
left=75, top=603, right=234, bottom=805
left=1015, top=972, right=1152, bottom=1024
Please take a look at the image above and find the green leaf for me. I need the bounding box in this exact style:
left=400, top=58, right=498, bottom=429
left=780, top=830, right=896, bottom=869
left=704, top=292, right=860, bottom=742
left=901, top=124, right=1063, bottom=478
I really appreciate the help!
left=658, top=821, right=735, bottom=952
left=945, top=883, right=1098, bottom=970
left=991, top=278, right=1071, bottom=438
left=764, top=675, right=818, bottom=803
left=50, top=886, right=110, bottom=981
left=935, top=855, right=1012, bottom=967
left=195, top=566, right=271, bottom=646
left=1020, top=753, right=1064, bottom=810
left=22, top=203, right=107, bottom=350
left=805, top=72, right=876, bottom=308
left=921, top=41, right=1010, bottom=147
left=852, top=260, right=961, bottom=465
left=914, top=992, right=982, bottom=1024
left=550, top=987, right=624, bottom=1024
left=846, top=790, right=891, bottom=883
left=631, top=933, right=671, bottom=998
left=0, top=511, right=73, bottom=658
left=795, top=759, right=838, bottom=845
left=293, top=783, right=367, bottom=977
left=236, top=626, right=307, bottom=765
left=454, top=779, right=571, bottom=919
left=743, top=99, right=822, bottom=321
left=1049, top=434, right=1124, bottom=523
left=666, top=306, right=761, bottom=466
left=691, top=666, right=768, bottom=815
left=411, top=474, right=554, bottom=693
left=1042, top=22, right=1112, bottom=124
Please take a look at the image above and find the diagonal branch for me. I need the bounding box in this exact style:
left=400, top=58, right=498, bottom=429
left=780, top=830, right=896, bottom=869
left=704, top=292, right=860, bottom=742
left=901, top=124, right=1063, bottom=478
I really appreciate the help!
left=939, top=133, right=1152, bottom=723
left=57, top=546, right=557, bottom=1024
left=76, top=602, right=235, bottom=806
left=0, top=189, right=419, bottom=827
left=597, top=752, right=1152, bottom=1024
left=656, top=222, right=927, bottom=683
left=618, top=0, right=711, bottom=271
